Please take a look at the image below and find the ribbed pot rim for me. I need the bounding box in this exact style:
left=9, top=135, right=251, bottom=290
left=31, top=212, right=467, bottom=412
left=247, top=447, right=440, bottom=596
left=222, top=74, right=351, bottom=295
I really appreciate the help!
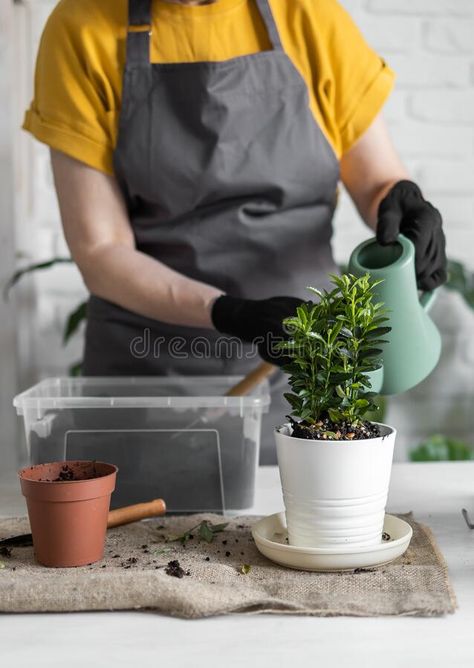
left=275, top=421, right=396, bottom=444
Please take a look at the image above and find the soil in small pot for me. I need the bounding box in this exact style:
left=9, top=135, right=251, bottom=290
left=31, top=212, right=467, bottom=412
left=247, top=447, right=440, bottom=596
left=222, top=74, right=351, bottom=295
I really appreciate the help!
left=287, top=416, right=381, bottom=441
left=33, top=461, right=105, bottom=483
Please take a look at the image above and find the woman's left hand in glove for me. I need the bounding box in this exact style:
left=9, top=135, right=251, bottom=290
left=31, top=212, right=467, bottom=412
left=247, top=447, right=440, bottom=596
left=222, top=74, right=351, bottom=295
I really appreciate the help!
left=376, top=180, right=447, bottom=291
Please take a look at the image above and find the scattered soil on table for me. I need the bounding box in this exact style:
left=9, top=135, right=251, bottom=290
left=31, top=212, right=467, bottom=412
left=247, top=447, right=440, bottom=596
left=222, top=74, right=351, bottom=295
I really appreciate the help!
left=288, top=416, right=381, bottom=441
left=354, top=567, right=377, bottom=573
left=165, top=560, right=190, bottom=578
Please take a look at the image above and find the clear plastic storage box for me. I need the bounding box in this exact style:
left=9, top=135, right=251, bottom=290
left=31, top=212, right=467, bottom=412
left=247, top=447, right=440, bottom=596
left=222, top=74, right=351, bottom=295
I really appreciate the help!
left=13, top=377, right=270, bottom=513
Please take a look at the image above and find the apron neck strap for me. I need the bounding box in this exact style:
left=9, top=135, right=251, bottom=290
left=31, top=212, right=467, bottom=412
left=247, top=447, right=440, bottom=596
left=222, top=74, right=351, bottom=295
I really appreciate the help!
left=125, top=0, right=284, bottom=66
left=255, top=0, right=283, bottom=51
left=129, top=0, right=151, bottom=25
left=126, top=0, right=152, bottom=65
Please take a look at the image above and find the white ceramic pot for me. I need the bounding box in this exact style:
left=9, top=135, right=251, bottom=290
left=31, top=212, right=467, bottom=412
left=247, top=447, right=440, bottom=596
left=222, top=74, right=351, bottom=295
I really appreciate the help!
left=275, top=423, right=396, bottom=548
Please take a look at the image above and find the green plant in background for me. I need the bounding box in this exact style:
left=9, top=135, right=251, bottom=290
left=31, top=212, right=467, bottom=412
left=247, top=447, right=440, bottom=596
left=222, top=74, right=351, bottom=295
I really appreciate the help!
left=410, top=434, right=474, bottom=462
left=279, top=273, right=390, bottom=436
left=444, top=259, right=474, bottom=310
left=4, top=257, right=86, bottom=375
left=408, top=260, right=474, bottom=461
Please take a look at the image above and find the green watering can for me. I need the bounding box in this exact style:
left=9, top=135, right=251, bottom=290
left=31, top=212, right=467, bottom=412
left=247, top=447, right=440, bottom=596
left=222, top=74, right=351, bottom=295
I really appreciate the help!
left=348, top=234, right=442, bottom=396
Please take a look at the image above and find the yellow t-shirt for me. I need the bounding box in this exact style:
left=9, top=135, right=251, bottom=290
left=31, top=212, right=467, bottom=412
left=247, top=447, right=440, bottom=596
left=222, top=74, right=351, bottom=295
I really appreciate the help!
left=23, top=0, right=395, bottom=175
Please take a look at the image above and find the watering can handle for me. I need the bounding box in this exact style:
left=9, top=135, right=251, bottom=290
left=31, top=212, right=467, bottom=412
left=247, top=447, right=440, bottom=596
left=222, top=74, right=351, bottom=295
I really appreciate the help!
left=419, top=288, right=439, bottom=312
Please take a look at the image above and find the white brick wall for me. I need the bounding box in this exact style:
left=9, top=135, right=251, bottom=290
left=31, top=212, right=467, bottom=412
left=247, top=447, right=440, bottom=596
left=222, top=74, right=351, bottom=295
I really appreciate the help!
left=366, top=0, right=474, bottom=16
left=7, top=0, right=474, bottom=461
left=0, top=1, right=20, bottom=474
left=334, top=0, right=474, bottom=269
left=424, top=20, right=474, bottom=53
left=335, top=0, right=474, bottom=460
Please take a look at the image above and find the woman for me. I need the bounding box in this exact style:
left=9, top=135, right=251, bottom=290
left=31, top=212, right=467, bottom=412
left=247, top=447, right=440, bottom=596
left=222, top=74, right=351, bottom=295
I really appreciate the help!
left=24, top=0, right=446, bottom=462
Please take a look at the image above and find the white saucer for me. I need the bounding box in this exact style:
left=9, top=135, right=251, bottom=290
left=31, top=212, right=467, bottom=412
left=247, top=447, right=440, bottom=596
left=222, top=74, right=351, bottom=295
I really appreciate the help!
left=252, top=512, right=413, bottom=572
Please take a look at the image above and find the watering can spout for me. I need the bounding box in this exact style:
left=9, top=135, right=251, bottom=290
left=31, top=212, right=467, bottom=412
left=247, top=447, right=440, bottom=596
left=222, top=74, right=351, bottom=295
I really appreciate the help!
left=348, top=234, right=441, bottom=396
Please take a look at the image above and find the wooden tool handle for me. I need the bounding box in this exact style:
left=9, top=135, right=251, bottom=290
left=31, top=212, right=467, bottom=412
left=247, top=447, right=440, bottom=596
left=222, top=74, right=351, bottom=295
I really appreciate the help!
left=225, top=361, right=276, bottom=397
left=107, top=498, right=166, bottom=529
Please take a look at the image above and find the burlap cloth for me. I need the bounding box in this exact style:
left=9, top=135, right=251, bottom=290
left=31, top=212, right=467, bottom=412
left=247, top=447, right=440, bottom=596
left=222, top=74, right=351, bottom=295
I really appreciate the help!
left=0, top=513, right=456, bottom=617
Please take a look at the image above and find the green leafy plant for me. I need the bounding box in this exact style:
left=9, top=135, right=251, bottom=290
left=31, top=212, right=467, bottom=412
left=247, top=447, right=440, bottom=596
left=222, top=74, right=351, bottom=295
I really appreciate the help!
left=166, top=520, right=228, bottom=545
left=445, top=259, right=474, bottom=310
left=3, top=257, right=72, bottom=299
left=279, top=273, right=390, bottom=437
left=4, top=257, right=86, bottom=375
left=410, top=434, right=473, bottom=462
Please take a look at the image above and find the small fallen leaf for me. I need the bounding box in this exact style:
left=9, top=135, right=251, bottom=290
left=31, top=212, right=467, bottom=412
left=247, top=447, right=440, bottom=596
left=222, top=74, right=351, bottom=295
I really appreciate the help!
left=210, top=523, right=229, bottom=533
left=198, top=521, right=214, bottom=543
left=240, top=564, right=251, bottom=575
left=168, top=520, right=229, bottom=545
left=153, top=547, right=174, bottom=556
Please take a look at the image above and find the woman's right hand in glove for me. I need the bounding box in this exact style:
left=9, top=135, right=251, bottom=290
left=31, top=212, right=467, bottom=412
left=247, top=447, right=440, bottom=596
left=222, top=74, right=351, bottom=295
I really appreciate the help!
left=211, top=295, right=303, bottom=365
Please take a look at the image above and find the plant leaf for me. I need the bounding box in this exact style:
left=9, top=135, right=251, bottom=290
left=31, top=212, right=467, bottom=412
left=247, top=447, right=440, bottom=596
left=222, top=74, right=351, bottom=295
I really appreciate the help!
left=3, top=257, right=72, bottom=300
left=210, top=522, right=229, bottom=533
left=366, top=326, right=391, bottom=338
left=336, top=385, right=347, bottom=399
left=68, top=361, right=83, bottom=377
left=198, top=521, right=214, bottom=543
left=63, top=301, right=88, bottom=345
left=361, top=348, right=383, bottom=357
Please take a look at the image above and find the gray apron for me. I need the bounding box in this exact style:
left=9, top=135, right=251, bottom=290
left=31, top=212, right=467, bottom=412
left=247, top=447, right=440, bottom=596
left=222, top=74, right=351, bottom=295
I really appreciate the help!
left=83, top=0, right=340, bottom=463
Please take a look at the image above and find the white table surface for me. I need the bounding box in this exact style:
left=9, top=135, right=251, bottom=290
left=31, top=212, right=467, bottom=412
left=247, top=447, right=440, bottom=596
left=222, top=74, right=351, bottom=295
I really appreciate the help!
left=0, top=462, right=473, bottom=668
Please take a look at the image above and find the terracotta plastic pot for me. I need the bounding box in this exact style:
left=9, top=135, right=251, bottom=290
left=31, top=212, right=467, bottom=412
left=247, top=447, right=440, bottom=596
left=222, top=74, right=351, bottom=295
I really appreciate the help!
left=18, top=460, right=118, bottom=567
left=275, top=423, right=396, bottom=548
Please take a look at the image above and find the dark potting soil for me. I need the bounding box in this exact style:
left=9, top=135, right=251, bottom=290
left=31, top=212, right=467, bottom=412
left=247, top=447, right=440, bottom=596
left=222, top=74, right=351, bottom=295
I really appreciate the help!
left=54, top=464, right=76, bottom=481
left=288, top=416, right=381, bottom=441
left=37, top=463, right=102, bottom=482
left=54, top=463, right=103, bottom=481
left=165, top=560, right=190, bottom=578
left=354, top=567, right=377, bottom=573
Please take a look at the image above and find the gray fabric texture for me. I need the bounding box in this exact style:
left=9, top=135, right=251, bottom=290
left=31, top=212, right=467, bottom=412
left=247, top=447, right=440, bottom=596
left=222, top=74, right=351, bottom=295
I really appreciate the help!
left=82, top=0, right=340, bottom=467
left=0, top=513, right=457, bottom=617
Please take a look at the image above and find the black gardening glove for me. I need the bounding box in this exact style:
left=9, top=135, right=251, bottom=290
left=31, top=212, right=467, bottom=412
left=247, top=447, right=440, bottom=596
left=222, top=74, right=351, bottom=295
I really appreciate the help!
left=211, top=295, right=303, bottom=366
left=376, top=180, right=447, bottom=290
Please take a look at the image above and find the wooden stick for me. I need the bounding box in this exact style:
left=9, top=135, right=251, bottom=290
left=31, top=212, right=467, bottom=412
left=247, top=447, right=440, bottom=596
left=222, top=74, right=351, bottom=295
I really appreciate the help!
left=0, top=499, right=167, bottom=548
left=107, top=498, right=166, bottom=529
left=225, top=361, right=276, bottom=397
